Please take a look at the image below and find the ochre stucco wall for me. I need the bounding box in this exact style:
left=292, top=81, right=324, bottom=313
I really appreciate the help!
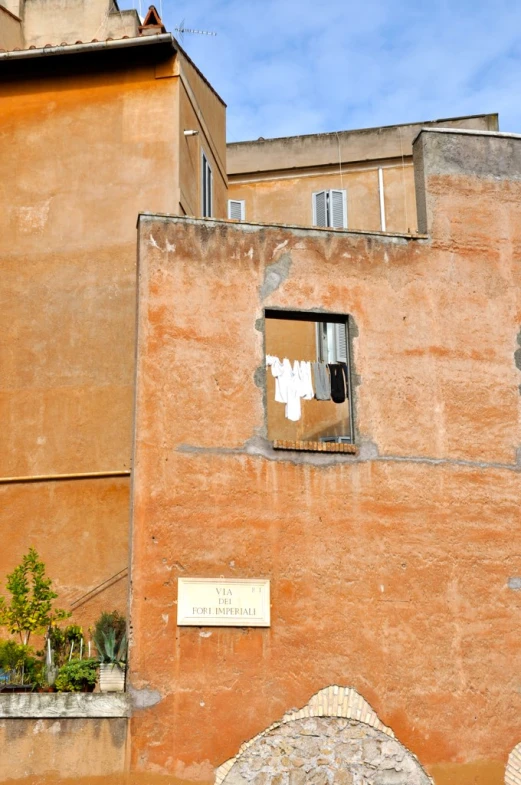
left=0, top=6, right=23, bottom=50
left=228, top=164, right=416, bottom=233
left=129, top=131, right=521, bottom=785
left=0, top=717, right=128, bottom=781
left=178, top=51, right=227, bottom=219
left=0, top=54, right=179, bottom=627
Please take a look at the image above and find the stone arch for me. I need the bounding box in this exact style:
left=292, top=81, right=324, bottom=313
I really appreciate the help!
left=216, top=686, right=432, bottom=785
left=506, top=742, right=521, bottom=784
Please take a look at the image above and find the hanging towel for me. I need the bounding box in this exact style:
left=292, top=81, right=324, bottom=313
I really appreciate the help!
left=312, top=362, right=331, bottom=400
left=298, top=361, right=314, bottom=400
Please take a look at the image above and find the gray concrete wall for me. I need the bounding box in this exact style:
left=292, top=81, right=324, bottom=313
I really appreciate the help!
left=227, top=114, right=499, bottom=176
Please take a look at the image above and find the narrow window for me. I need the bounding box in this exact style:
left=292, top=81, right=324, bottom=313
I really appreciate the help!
left=228, top=199, right=245, bottom=220
left=312, top=190, right=347, bottom=228
left=201, top=151, right=213, bottom=218
left=265, top=309, right=354, bottom=452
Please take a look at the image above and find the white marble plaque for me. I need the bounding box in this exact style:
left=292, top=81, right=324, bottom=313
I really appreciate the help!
left=177, top=578, right=271, bottom=627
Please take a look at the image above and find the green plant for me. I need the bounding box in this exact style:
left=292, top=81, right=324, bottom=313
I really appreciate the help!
left=48, top=624, right=85, bottom=667
left=94, top=628, right=127, bottom=669
left=0, top=548, right=69, bottom=645
left=0, top=640, right=37, bottom=685
left=93, top=611, right=126, bottom=649
left=54, top=658, right=98, bottom=692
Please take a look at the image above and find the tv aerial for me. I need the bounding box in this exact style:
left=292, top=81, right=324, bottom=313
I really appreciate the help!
left=174, top=19, right=217, bottom=43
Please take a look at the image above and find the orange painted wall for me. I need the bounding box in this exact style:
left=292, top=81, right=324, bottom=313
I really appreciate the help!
left=130, top=131, right=521, bottom=785
left=0, top=47, right=225, bottom=632
left=228, top=164, right=416, bottom=234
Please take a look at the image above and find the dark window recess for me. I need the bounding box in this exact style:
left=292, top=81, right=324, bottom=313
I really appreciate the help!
left=265, top=309, right=354, bottom=450
left=202, top=151, right=213, bottom=218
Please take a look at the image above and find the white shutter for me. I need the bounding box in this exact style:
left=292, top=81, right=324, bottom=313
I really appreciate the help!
left=228, top=200, right=245, bottom=220
left=330, top=190, right=347, bottom=228
left=334, top=323, right=348, bottom=362
left=313, top=191, right=328, bottom=227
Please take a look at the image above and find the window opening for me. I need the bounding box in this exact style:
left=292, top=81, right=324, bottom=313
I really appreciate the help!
left=265, top=309, right=354, bottom=450
left=228, top=199, right=245, bottom=220
left=312, top=190, right=347, bottom=229
left=202, top=151, right=213, bottom=218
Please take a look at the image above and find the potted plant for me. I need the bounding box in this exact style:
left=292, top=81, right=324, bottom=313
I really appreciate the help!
left=93, top=611, right=127, bottom=692
left=94, top=628, right=127, bottom=692
left=54, top=658, right=98, bottom=692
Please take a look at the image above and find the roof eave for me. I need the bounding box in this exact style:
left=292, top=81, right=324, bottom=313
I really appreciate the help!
left=0, top=32, right=174, bottom=61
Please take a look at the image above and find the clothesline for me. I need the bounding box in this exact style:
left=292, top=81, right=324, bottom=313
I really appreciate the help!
left=266, top=355, right=349, bottom=422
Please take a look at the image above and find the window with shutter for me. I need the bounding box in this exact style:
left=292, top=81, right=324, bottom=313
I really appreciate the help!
left=201, top=151, right=213, bottom=218
left=228, top=199, right=245, bottom=220
left=312, top=190, right=347, bottom=229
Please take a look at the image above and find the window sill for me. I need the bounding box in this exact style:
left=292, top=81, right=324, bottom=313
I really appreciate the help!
left=272, top=440, right=357, bottom=454
left=0, top=692, right=131, bottom=718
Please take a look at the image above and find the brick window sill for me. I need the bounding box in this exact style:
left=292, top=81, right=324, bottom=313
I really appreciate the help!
left=272, top=440, right=357, bottom=454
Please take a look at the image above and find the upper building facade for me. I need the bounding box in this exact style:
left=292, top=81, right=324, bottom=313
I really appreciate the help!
left=227, top=114, right=498, bottom=233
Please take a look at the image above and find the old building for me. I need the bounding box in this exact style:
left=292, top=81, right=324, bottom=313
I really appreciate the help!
left=0, top=3, right=520, bottom=785
left=0, top=0, right=226, bottom=632
left=226, top=114, right=498, bottom=233
left=130, top=129, right=521, bottom=785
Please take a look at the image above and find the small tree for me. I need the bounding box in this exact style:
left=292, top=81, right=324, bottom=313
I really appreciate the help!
left=0, top=548, right=69, bottom=645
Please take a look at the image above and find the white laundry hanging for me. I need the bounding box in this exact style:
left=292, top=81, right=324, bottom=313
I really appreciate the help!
left=266, top=356, right=315, bottom=421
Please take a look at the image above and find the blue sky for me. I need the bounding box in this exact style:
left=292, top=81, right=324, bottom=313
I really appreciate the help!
left=135, top=0, right=520, bottom=142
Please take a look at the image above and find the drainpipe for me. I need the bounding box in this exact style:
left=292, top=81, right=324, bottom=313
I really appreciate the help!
left=378, top=167, right=386, bottom=232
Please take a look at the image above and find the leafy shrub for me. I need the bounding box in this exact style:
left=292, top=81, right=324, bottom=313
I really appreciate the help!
left=55, top=658, right=98, bottom=692
left=93, top=611, right=126, bottom=650
left=0, top=640, right=37, bottom=685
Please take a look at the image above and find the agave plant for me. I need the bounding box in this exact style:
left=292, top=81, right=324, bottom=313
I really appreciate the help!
left=94, top=628, right=127, bottom=670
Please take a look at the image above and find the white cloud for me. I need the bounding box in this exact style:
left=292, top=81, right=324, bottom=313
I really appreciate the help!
left=149, top=0, right=521, bottom=140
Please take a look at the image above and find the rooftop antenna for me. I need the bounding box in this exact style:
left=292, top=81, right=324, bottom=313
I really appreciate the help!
left=174, top=19, right=217, bottom=44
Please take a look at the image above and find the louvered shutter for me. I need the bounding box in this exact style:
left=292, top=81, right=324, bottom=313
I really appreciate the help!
left=313, top=191, right=328, bottom=227
left=334, top=323, right=348, bottom=362
left=228, top=200, right=245, bottom=220
left=330, top=190, right=347, bottom=228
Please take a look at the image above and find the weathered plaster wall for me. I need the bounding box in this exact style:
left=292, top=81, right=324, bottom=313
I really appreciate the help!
left=178, top=50, right=227, bottom=219
left=130, top=129, right=521, bottom=785
left=0, top=717, right=128, bottom=780
left=22, top=0, right=139, bottom=48
left=0, top=53, right=179, bottom=626
left=0, top=6, right=23, bottom=50
left=227, top=115, right=497, bottom=234
left=228, top=164, right=415, bottom=234
left=0, top=477, right=129, bottom=629
left=226, top=115, right=498, bottom=175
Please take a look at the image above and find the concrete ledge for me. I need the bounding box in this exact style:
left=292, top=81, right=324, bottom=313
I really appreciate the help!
left=0, top=692, right=131, bottom=718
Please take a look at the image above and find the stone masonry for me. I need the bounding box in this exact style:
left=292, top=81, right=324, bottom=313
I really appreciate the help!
left=221, top=717, right=431, bottom=785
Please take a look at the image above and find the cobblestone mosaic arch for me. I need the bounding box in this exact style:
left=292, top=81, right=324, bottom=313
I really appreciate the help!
left=216, top=686, right=432, bottom=785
